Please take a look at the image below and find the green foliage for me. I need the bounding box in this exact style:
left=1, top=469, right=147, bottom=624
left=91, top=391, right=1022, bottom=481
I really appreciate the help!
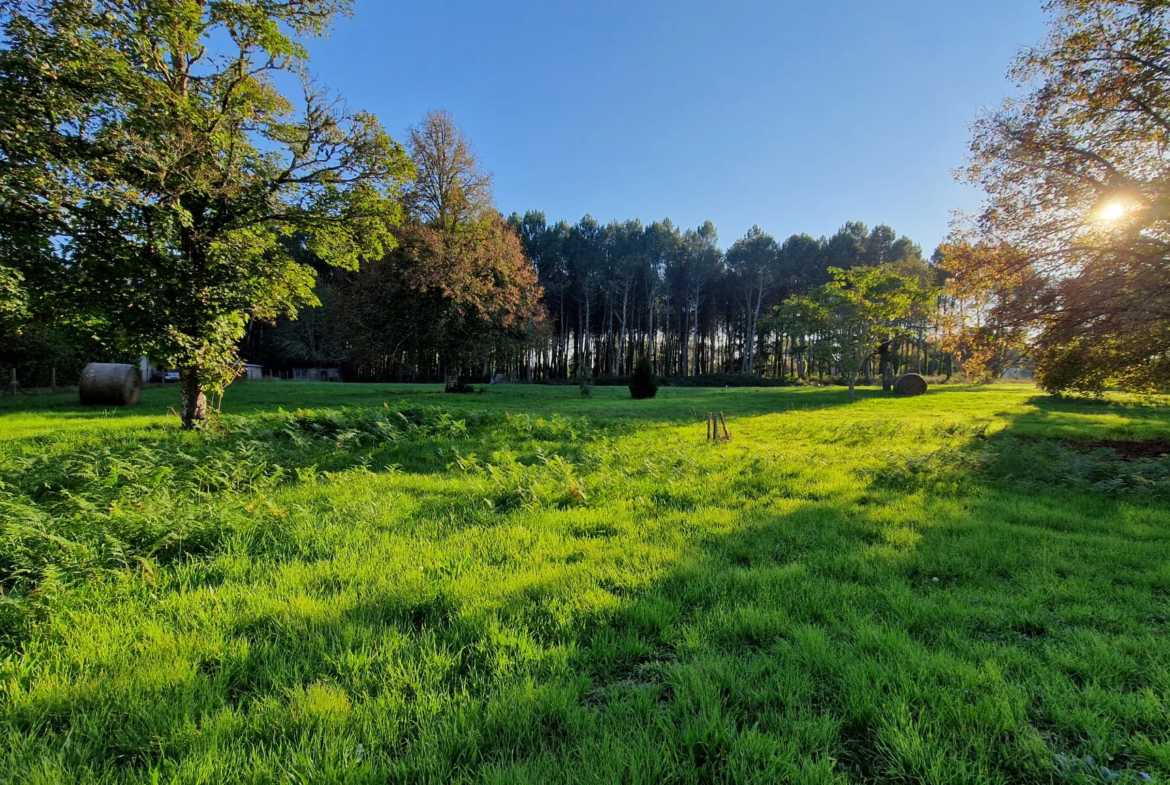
left=272, top=282, right=348, bottom=366
left=782, top=266, right=935, bottom=396
left=0, top=403, right=483, bottom=595
left=0, top=0, right=413, bottom=423
left=1038, top=337, right=1170, bottom=397
left=876, top=435, right=1170, bottom=499
left=0, top=265, right=26, bottom=335
left=725, top=225, right=780, bottom=375
left=628, top=356, right=658, bottom=399
left=0, top=324, right=115, bottom=388
left=0, top=383, right=1168, bottom=782
left=580, top=373, right=801, bottom=388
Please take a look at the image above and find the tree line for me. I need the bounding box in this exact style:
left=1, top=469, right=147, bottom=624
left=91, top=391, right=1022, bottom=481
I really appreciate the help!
left=503, top=214, right=944, bottom=384
left=245, top=211, right=948, bottom=388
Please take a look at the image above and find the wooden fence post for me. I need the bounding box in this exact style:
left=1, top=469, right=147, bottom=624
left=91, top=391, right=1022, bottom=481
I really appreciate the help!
left=719, top=412, right=731, bottom=442
left=706, top=412, right=732, bottom=443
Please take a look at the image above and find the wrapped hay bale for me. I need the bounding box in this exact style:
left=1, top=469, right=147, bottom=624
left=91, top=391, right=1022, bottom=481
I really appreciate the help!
left=894, top=373, right=928, bottom=396
left=79, top=363, right=142, bottom=406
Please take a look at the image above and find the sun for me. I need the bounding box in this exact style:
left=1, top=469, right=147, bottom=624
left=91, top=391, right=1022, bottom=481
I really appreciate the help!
left=1100, top=202, right=1126, bottom=221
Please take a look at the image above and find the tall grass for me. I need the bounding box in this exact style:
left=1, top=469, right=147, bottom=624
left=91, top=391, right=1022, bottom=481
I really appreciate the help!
left=0, top=383, right=1168, bottom=783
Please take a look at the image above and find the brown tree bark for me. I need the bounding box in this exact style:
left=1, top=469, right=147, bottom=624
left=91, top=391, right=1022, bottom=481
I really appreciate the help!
left=179, top=369, right=207, bottom=429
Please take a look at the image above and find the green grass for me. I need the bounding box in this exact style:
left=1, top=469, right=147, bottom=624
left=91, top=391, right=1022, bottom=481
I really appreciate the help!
left=2, top=381, right=1169, bottom=783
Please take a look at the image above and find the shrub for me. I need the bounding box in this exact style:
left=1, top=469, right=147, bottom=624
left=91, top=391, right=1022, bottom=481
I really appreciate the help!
left=629, top=357, right=658, bottom=399
left=444, top=377, right=475, bottom=394
left=578, top=361, right=595, bottom=397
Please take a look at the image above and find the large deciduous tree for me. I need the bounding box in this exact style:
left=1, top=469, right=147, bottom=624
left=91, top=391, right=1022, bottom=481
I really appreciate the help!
left=0, top=0, right=413, bottom=425
left=406, top=109, right=493, bottom=233
left=336, top=110, right=542, bottom=382
left=953, top=0, right=1170, bottom=393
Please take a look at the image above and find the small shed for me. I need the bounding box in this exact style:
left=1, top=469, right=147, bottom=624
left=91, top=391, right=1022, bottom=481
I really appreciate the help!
left=243, top=364, right=263, bottom=381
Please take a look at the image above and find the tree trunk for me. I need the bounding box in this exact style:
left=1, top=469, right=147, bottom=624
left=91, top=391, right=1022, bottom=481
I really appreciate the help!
left=692, top=305, right=700, bottom=377
left=605, top=292, right=614, bottom=376
left=744, top=284, right=762, bottom=376
left=179, top=369, right=207, bottom=429
left=647, top=288, right=655, bottom=367
left=617, top=284, right=630, bottom=376
left=878, top=342, right=893, bottom=390
left=743, top=314, right=754, bottom=375
left=575, top=310, right=583, bottom=378
left=584, top=290, right=592, bottom=377
left=560, top=291, right=568, bottom=379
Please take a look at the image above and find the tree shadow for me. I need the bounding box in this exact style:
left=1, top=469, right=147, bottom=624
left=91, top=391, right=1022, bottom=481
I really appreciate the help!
left=4, top=388, right=1169, bottom=782
left=15, top=476, right=1161, bottom=782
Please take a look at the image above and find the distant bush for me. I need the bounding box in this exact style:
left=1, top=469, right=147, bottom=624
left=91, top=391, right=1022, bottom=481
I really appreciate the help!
left=578, top=361, right=595, bottom=397
left=444, top=378, right=475, bottom=394
left=629, top=357, right=658, bottom=399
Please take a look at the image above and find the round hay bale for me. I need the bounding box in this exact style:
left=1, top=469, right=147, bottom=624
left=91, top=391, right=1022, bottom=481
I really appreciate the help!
left=894, top=373, right=928, bottom=397
left=79, top=363, right=142, bottom=406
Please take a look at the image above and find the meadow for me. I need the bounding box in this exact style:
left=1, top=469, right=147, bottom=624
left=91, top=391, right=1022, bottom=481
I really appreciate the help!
left=1, top=381, right=1169, bottom=784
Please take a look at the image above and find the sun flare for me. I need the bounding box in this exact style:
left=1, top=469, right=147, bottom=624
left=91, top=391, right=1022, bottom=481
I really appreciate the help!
left=1101, top=202, right=1126, bottom=221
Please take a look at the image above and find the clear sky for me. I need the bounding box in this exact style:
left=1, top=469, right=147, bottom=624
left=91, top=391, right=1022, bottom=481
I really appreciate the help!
left=305, top=0, right=1050, bottom=253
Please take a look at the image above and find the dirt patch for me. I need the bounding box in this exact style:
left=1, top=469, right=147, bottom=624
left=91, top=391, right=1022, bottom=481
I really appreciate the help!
left=1062, top=439, right=1170, bottom=461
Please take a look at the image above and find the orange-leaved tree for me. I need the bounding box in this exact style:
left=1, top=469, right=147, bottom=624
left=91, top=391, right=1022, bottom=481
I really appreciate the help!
left=953, top=0, right=1170, bottom=393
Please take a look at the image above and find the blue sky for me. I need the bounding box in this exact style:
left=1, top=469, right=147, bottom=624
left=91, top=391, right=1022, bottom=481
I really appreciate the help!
left=306, top=0, right=1049, bottom=252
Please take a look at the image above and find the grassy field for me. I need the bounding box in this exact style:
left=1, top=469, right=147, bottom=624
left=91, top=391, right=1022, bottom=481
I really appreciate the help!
left=1, top=381, right=1169, bottom=783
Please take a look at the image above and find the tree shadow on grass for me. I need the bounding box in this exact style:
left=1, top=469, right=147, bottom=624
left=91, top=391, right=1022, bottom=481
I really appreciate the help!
left=13, top=481, right=1161, bottom=783
left=5, top=390, right=1170, bottom=782
left=9, top=478, right=1167, bottom=782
